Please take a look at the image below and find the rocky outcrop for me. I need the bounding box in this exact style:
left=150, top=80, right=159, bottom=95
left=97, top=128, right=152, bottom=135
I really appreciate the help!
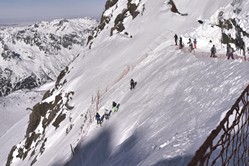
left=217, top=11, right=249, bottom=48
left=0, top=69, right=50, bottom=97
left=87, top=0, right=141, bottom=48
left=168, top=0, right=188, bottom=16
left=6, top=88, right=74, bottom=165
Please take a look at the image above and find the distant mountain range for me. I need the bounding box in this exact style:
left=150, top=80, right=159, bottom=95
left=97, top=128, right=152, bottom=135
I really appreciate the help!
left=0, top=17, right=97, bottom=97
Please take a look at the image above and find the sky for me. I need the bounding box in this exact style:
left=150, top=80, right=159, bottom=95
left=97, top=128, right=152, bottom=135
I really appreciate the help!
left=0, top=0, right=106, bottom=24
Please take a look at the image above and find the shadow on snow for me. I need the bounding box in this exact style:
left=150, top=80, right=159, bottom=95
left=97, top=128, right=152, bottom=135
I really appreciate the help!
left=52, top=127, right=193, bottom=166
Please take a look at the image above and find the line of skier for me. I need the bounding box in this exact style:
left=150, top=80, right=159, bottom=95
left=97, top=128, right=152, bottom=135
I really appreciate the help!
left=174, top=34, right=196, bottom=52
left=174, top=34, right=248, bottom=60
left=95, top=78, right=137, bottom=126
left=95, top=101, right=120, bottom=126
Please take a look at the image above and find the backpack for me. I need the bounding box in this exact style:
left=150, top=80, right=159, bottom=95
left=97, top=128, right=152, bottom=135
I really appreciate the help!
left=112, top=101, right=117, bottom=107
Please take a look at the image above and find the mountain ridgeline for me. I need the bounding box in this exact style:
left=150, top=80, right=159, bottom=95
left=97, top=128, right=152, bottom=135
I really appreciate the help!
left=0, top=18, right=97, bottom=97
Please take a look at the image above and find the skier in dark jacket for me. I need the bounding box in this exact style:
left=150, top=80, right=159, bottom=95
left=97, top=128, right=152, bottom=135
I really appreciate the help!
left=227, top=44, right=234, bottom=60
left=193, top=39, right=197, bottom=49
left=130, top=78, right=136, bottom=90
left=226, top=44, right=229, bottom=57
left=179, top=37, right=183, bottom=49
left=210, top=45, right=217, bottom=58
left=242, top=41, right=246, bottom=60
left=95, top=112, right=102, bottom=125
left=174, top=34, right=178, bottom=45
left=187, top=38, right=193, bottom=52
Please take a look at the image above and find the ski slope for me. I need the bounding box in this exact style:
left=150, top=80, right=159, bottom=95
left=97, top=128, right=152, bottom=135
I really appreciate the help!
left=5, top=0, right=249, bottom=165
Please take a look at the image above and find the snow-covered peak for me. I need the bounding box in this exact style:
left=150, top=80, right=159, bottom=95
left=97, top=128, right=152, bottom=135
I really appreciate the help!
left=0, top=18, right=97, bottom=97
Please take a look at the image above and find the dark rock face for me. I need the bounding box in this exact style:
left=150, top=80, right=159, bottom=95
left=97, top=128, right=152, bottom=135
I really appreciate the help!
left=217, top=12, right=249, bottom=47
left=87, top=0, right=141, bottom=48
left=55, top=66, right=69, bottom=89
left=6, top=64, right=75, bottom=165
left=168, top=0, right=188, bottom=16
left=105, top=0, right=118, bottom=10
left=0, top=71, right=49, bottom=97
left=127, top=0, right=140, bottom=19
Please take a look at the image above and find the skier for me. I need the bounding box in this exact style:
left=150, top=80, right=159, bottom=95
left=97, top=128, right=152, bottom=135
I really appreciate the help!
left=210, top=45, right=217, bottom=58
left=226, top=44, right=229, bottom=57
left=189, top=42, right=194, bottom=52
left=227, top=44, right=234, bottom=60
left=104, top=109, right=110, bottom=120
left=242, top=41, right=246, bottom=60
left=179, top=37, right=183, bottom=49
left=174, top=34, right=178, bottom=45
left=187, top=38, right=193, bottom=52
left=187, top=38, right=191, bottom=45
left=112, top=101, right=119, bottom=112
left=95, top=112, right=102, bottom=125
left=130, top=78, right=137, bottom=90
left=193, top=38, right=197, bottom=49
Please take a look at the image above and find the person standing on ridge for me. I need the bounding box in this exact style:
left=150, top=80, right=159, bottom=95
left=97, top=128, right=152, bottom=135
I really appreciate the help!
left=227, top=44, right=234, bottom=60
left=179, top=37, right=183, bottom=49
left=187, top=38, right=193, bottom=52
left=242, top=41, right=246, bottom=60
left=226, top=44, right=229, bottom=57
left=193, top=38, right=197, bottom=49
left=210, top=45, right=217, bottom=58
left=174, top=34, right=178, bottom=45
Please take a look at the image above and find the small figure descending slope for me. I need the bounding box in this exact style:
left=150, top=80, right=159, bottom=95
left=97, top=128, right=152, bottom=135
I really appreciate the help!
left=95, top=112, right=102, bottom=126
left=130, top=78, right=137, bottom=90
left=112, top=101, right=120, bottom=113
left=104, top=109, right=111, bottom=120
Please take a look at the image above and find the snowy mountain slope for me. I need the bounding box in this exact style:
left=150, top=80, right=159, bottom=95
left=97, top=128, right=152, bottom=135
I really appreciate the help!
left=0, top=82, right=55, bottom=166
left=0, top=18, right=97, bottom=97
left=6, top=0, right=249, bottom=166
left=0, top=18, right=96, bottom=166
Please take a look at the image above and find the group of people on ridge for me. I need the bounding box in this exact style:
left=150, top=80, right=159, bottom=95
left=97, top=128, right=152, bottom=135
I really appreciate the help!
left=95, top=78, right=137, bottom=126
left=174, top=34, right=247, bottom=60
left=174, top=34, right=197, bottom=51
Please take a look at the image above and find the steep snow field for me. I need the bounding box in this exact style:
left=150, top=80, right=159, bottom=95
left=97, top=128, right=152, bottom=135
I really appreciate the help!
left=5, top=0, right=249, bottom=165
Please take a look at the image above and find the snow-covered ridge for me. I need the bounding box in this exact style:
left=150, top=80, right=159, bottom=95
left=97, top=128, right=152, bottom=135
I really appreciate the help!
left=0, top=18, right=97, bottom=97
